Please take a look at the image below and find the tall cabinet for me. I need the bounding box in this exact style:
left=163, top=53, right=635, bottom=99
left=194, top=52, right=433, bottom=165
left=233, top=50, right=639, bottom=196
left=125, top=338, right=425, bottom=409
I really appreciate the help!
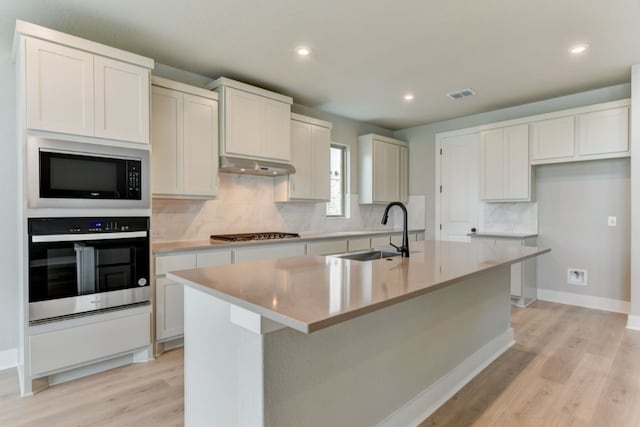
left=358, top=134, right=409, bottom=204
left=151, top=77, right=219, bottom=199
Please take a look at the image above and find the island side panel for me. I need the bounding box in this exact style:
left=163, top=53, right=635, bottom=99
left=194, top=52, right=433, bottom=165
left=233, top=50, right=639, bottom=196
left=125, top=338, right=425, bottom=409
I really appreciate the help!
left=183, top=286, right=265, bottom=427
left=262, top=265, right=512, bottom=427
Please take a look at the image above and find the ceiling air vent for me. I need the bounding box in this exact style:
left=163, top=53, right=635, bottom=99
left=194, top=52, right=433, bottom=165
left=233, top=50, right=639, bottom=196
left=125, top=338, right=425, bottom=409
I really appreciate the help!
left=446, top=88, right=476, bottom=100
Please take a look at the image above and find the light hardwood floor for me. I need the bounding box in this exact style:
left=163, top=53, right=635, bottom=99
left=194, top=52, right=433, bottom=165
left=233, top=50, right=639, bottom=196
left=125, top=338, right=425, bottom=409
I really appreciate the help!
left=1, top=301, right=639, bottom=426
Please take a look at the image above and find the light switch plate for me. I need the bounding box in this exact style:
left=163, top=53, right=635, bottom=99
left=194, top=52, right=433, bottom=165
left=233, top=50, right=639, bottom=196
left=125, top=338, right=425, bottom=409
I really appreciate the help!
left=608, top=216, right=617, bottom=227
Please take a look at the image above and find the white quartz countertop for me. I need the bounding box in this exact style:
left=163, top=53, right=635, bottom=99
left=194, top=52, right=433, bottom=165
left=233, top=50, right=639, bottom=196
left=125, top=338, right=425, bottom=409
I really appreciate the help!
left=167, top=240, right=550, bottom=334
left=152, top=229, right=423, bottom=254
left=468, top=232, right=538, bottom=239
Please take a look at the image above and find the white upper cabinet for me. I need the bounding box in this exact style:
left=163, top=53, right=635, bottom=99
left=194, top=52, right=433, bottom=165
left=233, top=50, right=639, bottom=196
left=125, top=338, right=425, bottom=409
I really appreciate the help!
left=358, top=134, right=409, bottom=204
left=530, top=100, right=630, bottom=165
left=25, top=37, right=95, bottom=136
left=94, top=56, right=150, bottom=143
left=577, top=107, right=629, bottom=157
left=275, top=114, right=331, bottom=202
left=531, top=116, right=575, bottom=162
left=19, top=25, right=153, bottom=144
left=480, top=124, right=531, bottom=201
left=208, top=77, right=293, bottom=162
left=151, top=77, right=218, bottom=199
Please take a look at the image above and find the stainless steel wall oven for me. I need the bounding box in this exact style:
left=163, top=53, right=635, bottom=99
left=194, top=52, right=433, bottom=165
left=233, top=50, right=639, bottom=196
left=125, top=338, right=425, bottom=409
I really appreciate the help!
left=28, top=217, right=150, bottom=324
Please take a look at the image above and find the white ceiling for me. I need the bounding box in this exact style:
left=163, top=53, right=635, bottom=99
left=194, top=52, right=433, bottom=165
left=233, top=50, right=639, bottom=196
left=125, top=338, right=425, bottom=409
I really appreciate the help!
left=1, top=0, right=638, bottom=130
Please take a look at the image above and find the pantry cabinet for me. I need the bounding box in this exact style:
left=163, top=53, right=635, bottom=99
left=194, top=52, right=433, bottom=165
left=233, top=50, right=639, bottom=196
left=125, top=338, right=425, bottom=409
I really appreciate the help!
left=151, top=77, right=218, bottom=199
left=480, top=124, right=531, bottom=201
left=208, top=77, right=293, bottom=161
left=24, top=37, right=151, bottom=144
left=358, top=134, right=409, bottom=204
left=275, top=114, right=331, bottom=202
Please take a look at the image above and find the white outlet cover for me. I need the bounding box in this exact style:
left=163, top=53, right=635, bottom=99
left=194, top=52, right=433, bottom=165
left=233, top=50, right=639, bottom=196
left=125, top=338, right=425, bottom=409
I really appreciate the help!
left=567, top=268, right=587, bottom=286
left=608, top=216, right=617, bottom=227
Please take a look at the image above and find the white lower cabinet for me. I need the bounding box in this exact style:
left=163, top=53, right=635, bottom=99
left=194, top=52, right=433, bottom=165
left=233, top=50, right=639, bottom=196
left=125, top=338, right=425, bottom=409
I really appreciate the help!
left=30, top=311, right=150, bottom=377
left=471, top=235, right=537, bottom=306
left=154, top=249, right=232, bottom=345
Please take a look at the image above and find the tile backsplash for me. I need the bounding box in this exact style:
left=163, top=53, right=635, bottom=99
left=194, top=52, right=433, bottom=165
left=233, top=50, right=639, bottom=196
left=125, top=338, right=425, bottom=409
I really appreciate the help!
left=480, top=202, right=538, bottom=234
left=152, top=173, right=426, bottom=242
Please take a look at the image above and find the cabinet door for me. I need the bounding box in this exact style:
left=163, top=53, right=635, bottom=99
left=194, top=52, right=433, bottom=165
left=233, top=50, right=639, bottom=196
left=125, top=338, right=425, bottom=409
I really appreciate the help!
left=151, top=86, right=183, bottom=196
left=224, top=87, right=264, bottom=157
left=348, top=237, right=371, bottom=251
left=183, top=94, right=218, bottom=197
left=289, top=121, right=313, bottom=199
left=531, top=116, right=574, bottom=161
left=25, top=37, right=95, bottom=136
left=373, top=140, right=400, bottom=203
left=399, top=145, right=409, bottom=203
left=311, top=125, right=331, bottom=200
left=156, top=277, right=184, bottom=340
left=94, top=56, right=150, bottom=143
left=264, top=99, right=291, bottom=161
left=577, top=107, right=629, bottom=156
left=504, top=124, right=530, bottom=200
left=479, top=128, right=505, bottom=200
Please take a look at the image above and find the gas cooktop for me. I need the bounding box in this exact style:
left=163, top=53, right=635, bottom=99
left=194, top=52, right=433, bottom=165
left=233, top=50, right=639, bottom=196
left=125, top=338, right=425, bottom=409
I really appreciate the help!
left=210, top=232, right=300, bottom=242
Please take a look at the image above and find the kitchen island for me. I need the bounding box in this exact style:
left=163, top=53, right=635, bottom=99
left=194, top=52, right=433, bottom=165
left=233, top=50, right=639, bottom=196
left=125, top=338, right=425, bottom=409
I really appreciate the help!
left=168, top=240, right=549, bottom=426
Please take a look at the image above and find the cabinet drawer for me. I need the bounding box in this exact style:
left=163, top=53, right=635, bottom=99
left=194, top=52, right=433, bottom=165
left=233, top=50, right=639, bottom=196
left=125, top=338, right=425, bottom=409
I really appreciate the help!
left=371, top=234, right=401, bottom=248
left=348, top=237, right=371, bottom=251
left=196, top=250, right=232, bottom=268
left=30, top=312, right=150, bottom=376
left=234, top=243, right=306, bottom=264
left=155, top=253, right=196, bottom=275
left=306, top=239, right=348, bottom=256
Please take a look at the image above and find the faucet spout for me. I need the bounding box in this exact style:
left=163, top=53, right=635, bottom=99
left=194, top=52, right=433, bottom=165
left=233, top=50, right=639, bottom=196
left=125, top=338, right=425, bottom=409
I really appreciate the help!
left=381, top=201, right=410, bottom=258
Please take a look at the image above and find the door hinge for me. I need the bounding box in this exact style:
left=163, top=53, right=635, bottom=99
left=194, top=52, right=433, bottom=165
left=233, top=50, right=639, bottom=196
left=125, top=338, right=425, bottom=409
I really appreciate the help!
left=439, top=224, right=443, bottom=230
left=440, top=148, right=443, bottom=155
left=439, top=185, right=443, bottom=193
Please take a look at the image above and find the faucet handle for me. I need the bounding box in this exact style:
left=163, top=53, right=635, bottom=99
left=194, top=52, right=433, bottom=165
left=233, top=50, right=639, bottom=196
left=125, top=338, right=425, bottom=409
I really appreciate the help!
left=389, top=241, right=401, bottom=252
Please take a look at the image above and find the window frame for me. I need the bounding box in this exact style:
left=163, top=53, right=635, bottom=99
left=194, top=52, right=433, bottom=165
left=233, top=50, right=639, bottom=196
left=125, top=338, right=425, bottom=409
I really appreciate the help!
left=326, top=143, right=348, bottom=218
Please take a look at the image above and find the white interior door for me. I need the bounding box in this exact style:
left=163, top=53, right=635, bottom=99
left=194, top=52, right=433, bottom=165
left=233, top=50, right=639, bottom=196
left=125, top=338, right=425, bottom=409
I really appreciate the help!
left=439, top=132, right=479, bottom=241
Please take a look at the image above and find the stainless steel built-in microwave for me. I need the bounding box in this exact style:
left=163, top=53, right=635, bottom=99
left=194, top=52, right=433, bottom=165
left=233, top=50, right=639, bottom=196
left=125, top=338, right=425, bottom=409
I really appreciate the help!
left=27, top=136, right=150, bottom=209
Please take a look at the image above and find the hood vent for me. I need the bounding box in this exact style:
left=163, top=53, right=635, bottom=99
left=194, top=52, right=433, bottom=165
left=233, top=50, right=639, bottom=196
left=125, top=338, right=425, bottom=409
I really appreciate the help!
left=219, top=156, right=295, bottom=177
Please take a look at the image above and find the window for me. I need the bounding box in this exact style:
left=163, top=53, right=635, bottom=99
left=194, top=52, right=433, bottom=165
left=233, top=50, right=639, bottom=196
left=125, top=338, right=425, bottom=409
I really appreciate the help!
left=326, top=144, right=347, bottom=217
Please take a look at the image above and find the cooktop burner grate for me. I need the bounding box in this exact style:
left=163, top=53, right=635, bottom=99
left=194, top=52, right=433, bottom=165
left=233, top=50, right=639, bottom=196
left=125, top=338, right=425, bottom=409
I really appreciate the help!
left=211, top=232, right=300, bottom=242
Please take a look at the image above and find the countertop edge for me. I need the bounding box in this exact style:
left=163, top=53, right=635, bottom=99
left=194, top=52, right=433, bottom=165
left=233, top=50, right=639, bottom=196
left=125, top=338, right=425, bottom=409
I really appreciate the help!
left=153, top=229, right=425, bottom=254
left=169, top=246, right=551, bottom=334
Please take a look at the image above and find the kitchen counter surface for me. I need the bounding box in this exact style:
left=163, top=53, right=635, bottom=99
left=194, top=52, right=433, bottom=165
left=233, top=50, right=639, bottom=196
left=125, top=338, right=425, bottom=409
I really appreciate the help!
left=468, top=232, right=538, bottom=239
left=152, top=228, right=423, bottom=254
left=168, top=240, right=549, bottom=334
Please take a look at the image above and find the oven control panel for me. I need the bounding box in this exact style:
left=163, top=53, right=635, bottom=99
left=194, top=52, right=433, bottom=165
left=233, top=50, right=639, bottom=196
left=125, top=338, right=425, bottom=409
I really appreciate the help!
left=28, top=217, right=149, bottom=235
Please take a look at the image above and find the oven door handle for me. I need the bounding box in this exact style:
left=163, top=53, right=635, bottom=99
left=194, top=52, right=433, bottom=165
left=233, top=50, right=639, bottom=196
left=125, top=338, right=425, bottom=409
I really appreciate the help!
left=31, top=231, right=147, bottom=243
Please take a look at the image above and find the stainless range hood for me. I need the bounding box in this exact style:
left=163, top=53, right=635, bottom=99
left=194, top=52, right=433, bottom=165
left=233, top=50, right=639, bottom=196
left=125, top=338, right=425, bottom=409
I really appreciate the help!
left=219, top=156, right=295, bottom=176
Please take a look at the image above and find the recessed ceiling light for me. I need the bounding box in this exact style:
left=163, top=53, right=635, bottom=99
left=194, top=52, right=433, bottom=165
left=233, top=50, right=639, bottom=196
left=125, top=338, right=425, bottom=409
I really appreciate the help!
left=295, top=46, right=311, bottom=56
left=569, top=43, right=589, bottom=54
left=403, top=93, right=415, bottom=101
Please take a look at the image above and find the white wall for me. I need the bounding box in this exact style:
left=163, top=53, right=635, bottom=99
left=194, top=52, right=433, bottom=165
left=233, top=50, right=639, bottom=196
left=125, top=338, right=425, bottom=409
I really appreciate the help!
left=394, top=84, right=632, bottom=304
left=0, top=56, right=18, bottom=352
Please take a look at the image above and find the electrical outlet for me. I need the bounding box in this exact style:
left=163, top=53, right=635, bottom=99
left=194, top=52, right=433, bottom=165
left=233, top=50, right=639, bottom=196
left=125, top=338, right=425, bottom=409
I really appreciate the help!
left=151, top=230, right=164, bottom=241
left=608, top=216, right=617, bottom=227
left=567, top=268, right=587, bottom=286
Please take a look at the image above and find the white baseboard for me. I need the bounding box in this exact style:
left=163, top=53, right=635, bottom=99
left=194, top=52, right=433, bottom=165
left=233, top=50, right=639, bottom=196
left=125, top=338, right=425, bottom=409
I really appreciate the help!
left=627, top=315, right=640, bottom=331
left=0, top=348, right=17, bottom=371
left=537, top=288, right=629, bottom=314
left=376, top=328, right=514, bottom=427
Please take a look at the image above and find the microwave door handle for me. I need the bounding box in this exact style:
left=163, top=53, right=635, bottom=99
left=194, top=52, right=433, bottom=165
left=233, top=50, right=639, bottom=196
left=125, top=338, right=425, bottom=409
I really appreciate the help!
left=74, top=244, right=96, bottom=295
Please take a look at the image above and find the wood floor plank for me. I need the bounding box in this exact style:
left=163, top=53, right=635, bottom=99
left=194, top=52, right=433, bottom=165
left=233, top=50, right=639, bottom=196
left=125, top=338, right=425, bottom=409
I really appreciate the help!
left=1, top=302, right=640, bottom=427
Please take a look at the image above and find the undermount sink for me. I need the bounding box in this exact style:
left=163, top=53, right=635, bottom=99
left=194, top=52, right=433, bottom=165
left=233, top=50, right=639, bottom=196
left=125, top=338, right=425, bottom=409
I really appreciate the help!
left=337, top=250, right=401, bottom=262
